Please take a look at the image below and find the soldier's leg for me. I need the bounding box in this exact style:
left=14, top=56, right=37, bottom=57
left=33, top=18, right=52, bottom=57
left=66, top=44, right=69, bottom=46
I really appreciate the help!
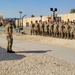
left=64, top=32, right=66, bottom=39
left=49, top=30, right=51, bottom=36
left=74, top=33, right=75, bottom=39
left=53, top=30, right=55, bottom=37
left=39, top=29, right=40, bottom=35
left=70, top=32, right=72, bottom=39
left=52, top=30, right=54, bottom=37
left=40, top=30, right=43, bottom=35
left=47, top=30, right=49, bottom=36
left=6, top=35, right=10, bottom=51
left=7, top=39, right=10, bottom=51
left=61, top=32, right=63, bottom=38
left=35, top=30, right=37, bottom=35
left=32, top=28, right=35, bottom=35
left=53, top=31, right=55, bottom=37
left=37, top=29, right=39, bottom=35
left=33, top=29, right=35, bottom=34
left=9, top=38, right=13, bottom=51
left=42, top=29, right=44, bottom=36
left=50, top=30, right=52, bottom=36
left=56, top=31, right=58, bottom=38
left=67, top=32, right=69, bottom=39
left=59, top=32, right=61, bottom=38
left=31, top=29, right=32, bottom=35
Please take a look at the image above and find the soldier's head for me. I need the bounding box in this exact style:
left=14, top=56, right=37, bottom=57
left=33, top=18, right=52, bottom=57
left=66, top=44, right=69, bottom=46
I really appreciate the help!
left=8, top=20, right=12, bottom=25
left=39, top=20, right=42, bottom=23
left=54, top=21, right=56, bottom=24
left=35, top=20, right=38, bottom=23
left=66, top=22, right=68, bottom=25
left=31, top=21, right=33, bottom=24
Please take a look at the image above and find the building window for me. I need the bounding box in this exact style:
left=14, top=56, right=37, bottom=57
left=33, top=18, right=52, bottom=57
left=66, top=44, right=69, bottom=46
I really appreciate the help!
left=26, top=22, right=29, bottom=27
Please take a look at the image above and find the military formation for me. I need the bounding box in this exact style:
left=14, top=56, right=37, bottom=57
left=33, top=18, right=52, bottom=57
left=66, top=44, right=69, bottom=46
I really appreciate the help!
left=30, top=20, right=75, bottom=39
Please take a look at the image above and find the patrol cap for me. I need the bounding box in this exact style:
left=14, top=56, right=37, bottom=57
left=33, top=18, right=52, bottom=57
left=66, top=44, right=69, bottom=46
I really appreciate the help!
left=8, top=19, right=13, bottom=25
left=8, top=19, right=12, bottom=22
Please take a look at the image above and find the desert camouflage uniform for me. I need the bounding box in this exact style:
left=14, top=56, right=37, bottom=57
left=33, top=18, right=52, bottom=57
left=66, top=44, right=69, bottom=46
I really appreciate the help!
left=30, top=21, right=35, bottom=35
left=39, top=20, right=43, bottom=35
left=43, top=21, right=47, bottom=36
left=67, top=23, right=71, bottom=39
left=5, top=23, right=13, bottom=51
left=70, top=23, right=75, bottom=39
left=64, top=23, right=68, bottom=38
left=54, top=22, right=58, bottom=37
left=58, top=22, right=62, bottom=38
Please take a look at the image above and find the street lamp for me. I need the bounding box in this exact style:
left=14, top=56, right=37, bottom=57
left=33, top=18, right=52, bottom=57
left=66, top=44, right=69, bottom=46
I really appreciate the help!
left=50, top=8, right=57, bottom=21
left=22, top=14, right=27, bottom=29
left=40, top=15, right=43, bottom=21
left=19, top=11, right=22, bottom=27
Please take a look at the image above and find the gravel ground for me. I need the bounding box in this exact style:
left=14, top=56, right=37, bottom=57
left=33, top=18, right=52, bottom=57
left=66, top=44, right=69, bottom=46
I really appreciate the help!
left=0, top=45, right=75, bottom=75
left=0, top=33, right=75, bottom=75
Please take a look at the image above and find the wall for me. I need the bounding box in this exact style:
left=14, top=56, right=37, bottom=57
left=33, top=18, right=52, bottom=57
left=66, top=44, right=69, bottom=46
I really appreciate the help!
left=15, top=13, right=75, bottom=27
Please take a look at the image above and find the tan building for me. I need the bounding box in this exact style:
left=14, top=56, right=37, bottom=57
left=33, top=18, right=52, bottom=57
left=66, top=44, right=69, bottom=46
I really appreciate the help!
left=0, top=13, right=3, bottom=25
left=0, top=13, right=3, bottom=19
left=16, top=13, right=75, bottom=27
left=58, top=13, right=75, bottom=21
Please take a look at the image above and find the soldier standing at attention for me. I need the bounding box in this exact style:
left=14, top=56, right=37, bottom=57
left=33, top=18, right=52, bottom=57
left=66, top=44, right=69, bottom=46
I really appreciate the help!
left=35, top=20, right=40, bottom=35
left=67, top=22, right=71, bottom=39
left=44, top=21, right=47, bottom=36
left=34, top=20, right=39, bottom=35
left=58, top=21, right=62, bottom=38
left=64, top=22, right=68, bottom=39
left=30, top=21, right=35, bottom=35
left=39, top=20, right=43, bottom=35
left=70, top=23, right=75, bottom=39
left=46, top=20, right=50, bottom=36
left=5, top=20, right=15, bottom=53
left=53, top=21, right=58, bottom=37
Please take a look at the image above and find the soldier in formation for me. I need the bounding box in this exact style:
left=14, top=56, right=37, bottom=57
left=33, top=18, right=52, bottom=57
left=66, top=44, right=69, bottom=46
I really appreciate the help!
left=30, top=20, right=75, bottom=39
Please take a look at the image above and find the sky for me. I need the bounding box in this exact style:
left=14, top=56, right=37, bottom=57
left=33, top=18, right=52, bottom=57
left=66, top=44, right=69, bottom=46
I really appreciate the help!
left=0, top=0, right=75, bottom=18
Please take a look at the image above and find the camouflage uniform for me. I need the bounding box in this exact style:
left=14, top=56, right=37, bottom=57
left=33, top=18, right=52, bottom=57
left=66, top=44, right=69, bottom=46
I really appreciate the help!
left=5, top=22, right=13, bottom=52
left=30, top=21, right=35, bottom=35
left=42, top=22, right=45, bottom=35
left=58, top=22, right=62, bottom=38
left=61, top=23, right=65, bottom=38
left=67, top=23, right=71, bottom=39
left=43, top=21, right=47, bottom=36
left=64, top=23, right=68, bottom=39
left=48, top=22, right=52, bottom=36
left=34, top=21, right=40, bottom=35
left=39, top=20, right=43, bottom=35
left=51, top=22, right=54, bottom=37
left=73, top=24, right=75, bottom=39
left=46, top=21, right=50, bottom=36
left=54, top=22, right=58, bottom=37
left=70, top=23, right=75, bottom=39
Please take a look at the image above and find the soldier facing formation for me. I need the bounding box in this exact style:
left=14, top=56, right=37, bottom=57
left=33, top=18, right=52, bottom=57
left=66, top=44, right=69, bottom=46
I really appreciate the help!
left=30, top=20, right=75, bottom=40
left=5, top=20, right=15, bottom=53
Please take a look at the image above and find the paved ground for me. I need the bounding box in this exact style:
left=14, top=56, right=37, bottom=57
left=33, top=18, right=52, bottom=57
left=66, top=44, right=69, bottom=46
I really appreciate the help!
left=0, top=37, right=75, bottom=64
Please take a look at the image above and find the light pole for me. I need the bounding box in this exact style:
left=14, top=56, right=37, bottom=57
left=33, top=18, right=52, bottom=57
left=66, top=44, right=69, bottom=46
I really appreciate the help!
left=22, top=14, right=27, bottom=29
left=40, top=15, right=43, bottom=21
left=19, top=11, right=22, bottom=27
left=50, top=8, right=57, bottom=21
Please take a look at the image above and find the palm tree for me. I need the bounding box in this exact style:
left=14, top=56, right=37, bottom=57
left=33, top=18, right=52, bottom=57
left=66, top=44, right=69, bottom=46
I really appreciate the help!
left=70, top=9, right=75, bottom=13
left=31, top=15, right=35, bottom=18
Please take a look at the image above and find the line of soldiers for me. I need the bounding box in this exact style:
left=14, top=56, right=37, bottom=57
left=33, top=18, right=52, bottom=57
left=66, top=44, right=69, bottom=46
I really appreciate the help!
left=30, top=20, right=75, bottom=39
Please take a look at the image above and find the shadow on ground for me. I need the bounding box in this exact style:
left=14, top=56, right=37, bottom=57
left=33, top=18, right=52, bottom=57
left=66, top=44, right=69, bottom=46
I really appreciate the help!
left=0, top=46, right=26, bottom=61
left=16, top=50, right=52, bottom=53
